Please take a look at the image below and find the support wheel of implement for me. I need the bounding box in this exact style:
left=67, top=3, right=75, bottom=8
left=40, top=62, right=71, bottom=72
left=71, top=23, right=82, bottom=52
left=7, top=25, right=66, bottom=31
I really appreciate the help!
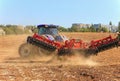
left=19, top=43, right=37, bottom=58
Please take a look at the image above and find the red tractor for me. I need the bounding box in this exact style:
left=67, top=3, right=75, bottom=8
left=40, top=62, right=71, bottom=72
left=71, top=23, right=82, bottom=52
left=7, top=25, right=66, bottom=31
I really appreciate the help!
left=19, top=24, right=120, bottom=57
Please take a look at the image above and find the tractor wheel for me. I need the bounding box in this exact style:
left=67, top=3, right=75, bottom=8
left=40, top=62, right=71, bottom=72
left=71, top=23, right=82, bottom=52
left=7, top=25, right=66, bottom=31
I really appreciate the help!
left=19, top=43, right=37, bottom=58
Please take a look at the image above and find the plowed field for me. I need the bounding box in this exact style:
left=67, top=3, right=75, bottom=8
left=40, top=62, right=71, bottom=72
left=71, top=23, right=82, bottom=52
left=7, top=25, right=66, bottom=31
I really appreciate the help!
left=0, top=33, right=120, bottom=81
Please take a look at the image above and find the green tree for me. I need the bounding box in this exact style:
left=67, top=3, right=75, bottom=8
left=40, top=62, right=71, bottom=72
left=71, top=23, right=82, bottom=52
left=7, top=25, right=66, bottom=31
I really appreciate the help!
left=97, top=26, right=108, bottom=32
left=102, top=27, right=108, bottom=32
left=3, top=24, right=25, bottom=35
left=89, top=24, right=96, bottom=32
left=109, top=21, right=113, bottom=32
left=3, top=27, right=15, bottom=35
left=118, top=21, right=120, bottom=32
left=25, top=25, right=37, bottom=33
left=71, top=26, right=80, bottom=32
left=58, top=26, right=68, bottom=32
left=0, top=24, right=5, bottom=28
left=109, top=21, right=112, bottom=25
left=68, top=28, right=72, bottom=32
left=96, top=24, right=101, bottom=32
left=26, top=25, right=36, bottom=29
left=14, top=27, right=24, bottom=34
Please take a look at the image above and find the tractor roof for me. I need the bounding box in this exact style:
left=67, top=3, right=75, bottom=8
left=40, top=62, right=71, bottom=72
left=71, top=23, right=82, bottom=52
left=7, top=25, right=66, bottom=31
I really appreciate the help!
left=37, top=24, right=59, bottom=28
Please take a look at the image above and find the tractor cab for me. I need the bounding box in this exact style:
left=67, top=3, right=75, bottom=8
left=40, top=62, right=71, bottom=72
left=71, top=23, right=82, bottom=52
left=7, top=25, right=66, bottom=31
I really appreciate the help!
left=37, top=24, right=59, bottom=37
left=37, top=24, right=68, bottom=42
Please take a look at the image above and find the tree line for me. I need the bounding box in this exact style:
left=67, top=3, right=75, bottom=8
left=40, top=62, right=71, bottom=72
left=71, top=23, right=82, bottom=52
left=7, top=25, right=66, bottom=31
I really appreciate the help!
left=59, top=25, right=108, bottom=32
left=59, top=21, right=120, bottom=32
left=0, top=21, right=120, bottom=35
left=0, top=25, right=37, bottom=35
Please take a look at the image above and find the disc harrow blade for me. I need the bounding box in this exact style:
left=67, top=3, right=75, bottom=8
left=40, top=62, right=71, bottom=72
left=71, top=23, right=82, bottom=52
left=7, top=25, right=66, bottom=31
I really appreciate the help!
left=27, top=36, right=57, bottom=52
left=97, top=40, right=119, bottom=52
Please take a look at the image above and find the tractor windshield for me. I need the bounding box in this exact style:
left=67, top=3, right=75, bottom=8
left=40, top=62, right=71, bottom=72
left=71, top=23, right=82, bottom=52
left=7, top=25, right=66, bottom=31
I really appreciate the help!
left=38, top=27, right=58, bottom=36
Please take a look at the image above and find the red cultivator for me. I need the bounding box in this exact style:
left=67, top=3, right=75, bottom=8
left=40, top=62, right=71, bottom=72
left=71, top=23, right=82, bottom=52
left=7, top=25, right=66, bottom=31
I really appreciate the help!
left=88, top=35, right=119, bottom=53
left=19, top=24, right=120, bottom=57
left=58, top=35, right=119, bottom=55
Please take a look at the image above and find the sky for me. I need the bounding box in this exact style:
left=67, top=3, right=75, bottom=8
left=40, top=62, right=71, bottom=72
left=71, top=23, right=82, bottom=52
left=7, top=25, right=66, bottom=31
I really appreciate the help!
left=0, top=0, right=120, bottom=27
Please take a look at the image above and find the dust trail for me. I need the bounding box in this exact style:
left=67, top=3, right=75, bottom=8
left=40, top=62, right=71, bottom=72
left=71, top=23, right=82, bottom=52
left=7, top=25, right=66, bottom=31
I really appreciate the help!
left=48, top=52, right=98, bottom=66
left=5, top=51, right=98, bottom=66
left=65, top=54, right=98, bottom=66
left=4, top=51, right=56, bottom=63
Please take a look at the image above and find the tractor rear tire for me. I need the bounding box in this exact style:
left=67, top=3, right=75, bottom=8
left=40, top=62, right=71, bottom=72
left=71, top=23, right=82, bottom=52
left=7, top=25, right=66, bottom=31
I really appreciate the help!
left=19, top=43, right=37, bottom=58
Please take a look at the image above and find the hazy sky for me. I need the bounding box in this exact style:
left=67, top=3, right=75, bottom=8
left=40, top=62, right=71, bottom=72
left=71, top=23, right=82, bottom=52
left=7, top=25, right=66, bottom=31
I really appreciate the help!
left=0, top=0, right=120, bottom=27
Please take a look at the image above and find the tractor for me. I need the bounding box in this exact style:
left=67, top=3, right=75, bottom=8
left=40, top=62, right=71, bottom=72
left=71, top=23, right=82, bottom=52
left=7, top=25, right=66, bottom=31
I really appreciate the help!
left=19, top=24, right=69, bottom=57
left=19, top=24, right=120, bottom=58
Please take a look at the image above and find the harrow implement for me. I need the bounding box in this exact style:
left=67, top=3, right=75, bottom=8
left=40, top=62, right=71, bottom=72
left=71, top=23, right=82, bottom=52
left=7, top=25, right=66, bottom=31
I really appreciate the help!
left=88, top=35, right=119, bottom=54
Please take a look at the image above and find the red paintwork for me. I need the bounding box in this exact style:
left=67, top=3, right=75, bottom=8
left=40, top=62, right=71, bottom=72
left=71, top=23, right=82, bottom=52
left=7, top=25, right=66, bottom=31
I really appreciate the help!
left=32, top=33, right=87, bottom=50
left=33, top=33, right=62, bottom=48
left=62, top=39, right=88, bottom=49
left=32, top=33, right=119, bottom=52
left=89, top=35, right=117, bottom=49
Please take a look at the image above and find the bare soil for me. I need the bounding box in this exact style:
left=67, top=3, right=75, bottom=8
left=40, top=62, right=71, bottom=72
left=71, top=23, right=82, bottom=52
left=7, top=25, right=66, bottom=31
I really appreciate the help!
left=0, top=33, right=120, bottom=81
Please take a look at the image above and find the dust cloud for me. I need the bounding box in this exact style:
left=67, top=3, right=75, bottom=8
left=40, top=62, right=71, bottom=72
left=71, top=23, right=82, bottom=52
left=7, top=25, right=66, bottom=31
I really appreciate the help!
left=5, top=50, right=98, bottom=66
left=47, top=53, right=98, bottom=66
